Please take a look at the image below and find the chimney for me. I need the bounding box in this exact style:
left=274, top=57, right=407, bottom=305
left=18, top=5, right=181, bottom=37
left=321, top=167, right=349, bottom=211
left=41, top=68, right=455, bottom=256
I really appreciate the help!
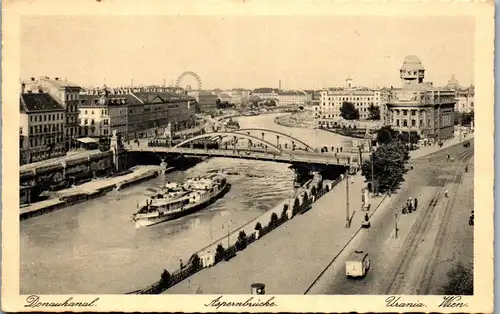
left=55, top=77, right=59, bottom=81
left=31, top=77, right=35, bottom=81
left=21, top=82, right=25, bottom=94
left=279, top=80, right=282, bottom=90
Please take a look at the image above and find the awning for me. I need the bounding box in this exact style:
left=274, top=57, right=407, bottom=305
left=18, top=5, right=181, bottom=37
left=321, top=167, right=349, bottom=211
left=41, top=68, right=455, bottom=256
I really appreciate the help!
left=77, top=137, right=98, bottom=144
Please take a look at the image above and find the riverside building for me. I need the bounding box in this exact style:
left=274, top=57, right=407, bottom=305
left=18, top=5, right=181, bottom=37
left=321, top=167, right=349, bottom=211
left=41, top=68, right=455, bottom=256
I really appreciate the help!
left=19, top=85, right=67, bottom=164
left=79, top=87, right=196, bottom=140
left=24, top=77, right=82, bottom=149
left=314, top=78, right=388, bottom=128
left=382, top=55, right=456, bottom=142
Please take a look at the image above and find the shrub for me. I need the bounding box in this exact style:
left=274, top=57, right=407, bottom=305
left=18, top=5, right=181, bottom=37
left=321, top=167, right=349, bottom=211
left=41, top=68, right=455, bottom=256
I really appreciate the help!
left=283, top=203, right=289, bottom=212
left=189, top=254, right=202, bottom=271
left=236, top=231, right=248, bottom=251
left=270, top=212, right=279, bottom=227
left=254, top=222, right=262, bottom=231
left=160, top=269, right=171, bottom=288
left=281, top=208, right=288, bottom=220
left=215, top=243, right=226, bottom=263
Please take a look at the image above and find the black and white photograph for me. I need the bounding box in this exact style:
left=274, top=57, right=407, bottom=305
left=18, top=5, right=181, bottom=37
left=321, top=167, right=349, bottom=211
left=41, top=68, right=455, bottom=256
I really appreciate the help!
left=2, top=1, right=494, bottom=313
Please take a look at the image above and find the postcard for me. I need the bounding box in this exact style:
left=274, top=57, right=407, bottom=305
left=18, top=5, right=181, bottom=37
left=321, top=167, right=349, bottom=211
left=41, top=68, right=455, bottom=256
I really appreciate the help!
left=2, top=0, right=494, bottom=312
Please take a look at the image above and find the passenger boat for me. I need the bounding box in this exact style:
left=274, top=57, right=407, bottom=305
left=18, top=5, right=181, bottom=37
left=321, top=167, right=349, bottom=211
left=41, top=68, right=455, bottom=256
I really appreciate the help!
left=131, top=174, right=229, bottom=228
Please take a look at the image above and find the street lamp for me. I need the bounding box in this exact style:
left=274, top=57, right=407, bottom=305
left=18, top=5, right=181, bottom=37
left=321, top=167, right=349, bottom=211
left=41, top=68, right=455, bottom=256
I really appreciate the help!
left=345, top=174, right=350, bottom=228
left=371, top=147, right=375, bottom=196
left=222, top=220, right=232, bottom=248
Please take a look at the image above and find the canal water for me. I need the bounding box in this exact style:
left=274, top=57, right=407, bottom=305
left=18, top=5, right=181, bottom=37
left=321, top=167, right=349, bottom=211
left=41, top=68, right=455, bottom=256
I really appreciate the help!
left=20, top=113, right=351, bottom=294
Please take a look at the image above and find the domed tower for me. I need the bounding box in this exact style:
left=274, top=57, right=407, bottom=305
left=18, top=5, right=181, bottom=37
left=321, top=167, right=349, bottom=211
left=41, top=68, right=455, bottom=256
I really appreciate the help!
left=400, top=55, right=425, bottom=86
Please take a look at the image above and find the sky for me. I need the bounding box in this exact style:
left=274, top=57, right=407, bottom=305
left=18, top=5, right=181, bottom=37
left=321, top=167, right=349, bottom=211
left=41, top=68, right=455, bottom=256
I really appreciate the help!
left=20, top=16, right=474, bottom=90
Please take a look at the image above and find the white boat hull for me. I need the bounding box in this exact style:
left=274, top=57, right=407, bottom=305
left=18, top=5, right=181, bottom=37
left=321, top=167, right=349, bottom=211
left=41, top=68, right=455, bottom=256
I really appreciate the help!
left=133, top=182, right=229, bottom=228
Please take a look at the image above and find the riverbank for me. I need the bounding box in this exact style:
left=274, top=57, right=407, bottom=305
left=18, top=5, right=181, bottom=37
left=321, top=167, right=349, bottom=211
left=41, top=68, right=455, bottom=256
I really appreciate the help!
left=129, top=174, right=343, bottom=294
left=274, top=112, right=313, bottom=129
left=20, top=165, right=163, bottom=220
left=163, top=172, right=392, bottom=294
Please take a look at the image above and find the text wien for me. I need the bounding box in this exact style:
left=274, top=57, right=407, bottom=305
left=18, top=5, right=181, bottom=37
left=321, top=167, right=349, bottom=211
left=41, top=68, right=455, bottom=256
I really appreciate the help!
left=204, top=295, right=277, bottom=309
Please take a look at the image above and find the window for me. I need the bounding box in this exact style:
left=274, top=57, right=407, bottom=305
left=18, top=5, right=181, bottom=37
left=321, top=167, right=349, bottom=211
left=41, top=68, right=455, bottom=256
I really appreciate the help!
left=91, top=111, right=94, bottom=115
left=403, top=111, right=408, bottom=116
left=411, top=119, right=416, bottom=127
left=30, top=126, right=33, bottom=134
left=44, top=115, right=47, bottom=121
left=396, top=119, right=400, bottom=127
left=84, top=119, right=88, bottom=125
left=411, top=111, right=416, bottom=116
left=403, top=120, right=408, bottom=127
left=85, top=110, right=88, bottom=114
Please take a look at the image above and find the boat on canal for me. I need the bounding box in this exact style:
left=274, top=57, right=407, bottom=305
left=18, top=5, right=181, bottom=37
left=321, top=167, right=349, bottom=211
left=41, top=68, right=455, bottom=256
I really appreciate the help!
left=131, top=173, right=229, bottom=228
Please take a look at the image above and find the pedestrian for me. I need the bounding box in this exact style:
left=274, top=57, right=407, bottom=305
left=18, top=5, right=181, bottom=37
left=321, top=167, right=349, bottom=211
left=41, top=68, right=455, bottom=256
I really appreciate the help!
left=414, top=197, right=418, bottom=211
left=445, top=190, right=449, bottom=198
left=410, top=163, right=414, bottom=170
left=408, top=197, right=413, bottom=212
left=364, top=213, right=369, bottom=222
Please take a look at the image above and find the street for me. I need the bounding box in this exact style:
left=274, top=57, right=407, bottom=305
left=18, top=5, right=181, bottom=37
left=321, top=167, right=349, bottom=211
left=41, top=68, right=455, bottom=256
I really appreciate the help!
left=307, top=140, right=474, bottom=295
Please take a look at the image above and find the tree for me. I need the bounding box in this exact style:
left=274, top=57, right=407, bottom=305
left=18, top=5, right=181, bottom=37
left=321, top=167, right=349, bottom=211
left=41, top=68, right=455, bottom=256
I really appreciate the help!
left=160, top=269, right=171, bottom=287
left=254, top=222, right=262, bottom=231
left=442, top=263, right=473, bottom=295
left=376, top=126, right=394, bottom=144
left=189, top=254, right=202, bottom=271
left=237, top=230, right=248, bottom=250
left=215, top=243, right=226, bottom=262
left=368, top=104, right=381, bottom=120
left=361, top=142, right=408, bottom=193
left=340, top=102, right=360, bottom=120
left=270, top=212, right=278, bottom=227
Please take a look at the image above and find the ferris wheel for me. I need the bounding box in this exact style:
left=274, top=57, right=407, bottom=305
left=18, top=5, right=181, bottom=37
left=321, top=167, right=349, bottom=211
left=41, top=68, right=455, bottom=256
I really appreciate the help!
left=175, top=71, right=203, bottom=91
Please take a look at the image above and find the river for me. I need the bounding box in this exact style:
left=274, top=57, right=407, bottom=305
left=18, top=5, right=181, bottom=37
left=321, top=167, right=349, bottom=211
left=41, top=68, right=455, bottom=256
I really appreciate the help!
left=20, top=113, right=352, bottom=294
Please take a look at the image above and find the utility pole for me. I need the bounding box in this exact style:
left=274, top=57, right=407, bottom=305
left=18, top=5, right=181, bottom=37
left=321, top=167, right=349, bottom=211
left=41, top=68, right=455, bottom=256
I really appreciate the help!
left=345, top=174, right=350, bottom=228
left=394, top=212, right=399, bottom=239
left=371, top=149, right=375, bottom=195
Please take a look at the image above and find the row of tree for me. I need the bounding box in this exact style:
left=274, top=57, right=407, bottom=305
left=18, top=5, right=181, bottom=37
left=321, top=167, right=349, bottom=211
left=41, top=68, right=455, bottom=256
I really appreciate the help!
left=340, top=102, right=380, bottom=121
left=361, top=126, right=410, bottom=193
left=454, top=111, right=474, bottom=126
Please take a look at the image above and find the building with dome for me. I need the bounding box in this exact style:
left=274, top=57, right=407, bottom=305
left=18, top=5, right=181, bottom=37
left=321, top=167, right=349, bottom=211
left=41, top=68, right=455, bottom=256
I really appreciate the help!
left=382, top=55, right=456, bottom=142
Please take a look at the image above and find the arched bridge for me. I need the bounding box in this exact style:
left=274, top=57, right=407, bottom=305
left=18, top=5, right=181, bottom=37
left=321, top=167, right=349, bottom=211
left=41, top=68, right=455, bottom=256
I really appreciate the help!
left=233, top=128, right=315, bottom=152
left=126, top=130, right=368, bottom=168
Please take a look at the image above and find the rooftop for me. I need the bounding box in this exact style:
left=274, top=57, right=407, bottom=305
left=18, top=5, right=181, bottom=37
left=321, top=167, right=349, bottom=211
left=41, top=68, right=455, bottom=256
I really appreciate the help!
left=20, top=93, right=65, bottom=113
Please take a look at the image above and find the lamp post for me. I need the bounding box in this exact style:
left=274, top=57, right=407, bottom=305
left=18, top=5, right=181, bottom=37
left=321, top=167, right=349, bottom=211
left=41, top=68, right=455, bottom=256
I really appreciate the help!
left=345, top=174, right=350, bottom=228
left=371, top=148, right=375, bottom=196
left=222, top=221, right=232, bottom=248
left=394, top=211, right=399, bottom=239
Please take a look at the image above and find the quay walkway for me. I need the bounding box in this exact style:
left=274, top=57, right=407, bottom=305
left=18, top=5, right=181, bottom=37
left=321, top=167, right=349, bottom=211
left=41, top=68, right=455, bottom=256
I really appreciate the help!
left=20, top=166, right=162, bottom=219
left=20, top=149, right=101, bottom=172
left=165, top=173, right=391, bottom=294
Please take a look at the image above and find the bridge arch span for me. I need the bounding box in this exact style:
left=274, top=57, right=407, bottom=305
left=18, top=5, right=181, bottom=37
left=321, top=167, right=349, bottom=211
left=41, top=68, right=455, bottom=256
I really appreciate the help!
left=174, top=132, right=283, bottom=155
left=235, top=128, right=315, bottom=151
